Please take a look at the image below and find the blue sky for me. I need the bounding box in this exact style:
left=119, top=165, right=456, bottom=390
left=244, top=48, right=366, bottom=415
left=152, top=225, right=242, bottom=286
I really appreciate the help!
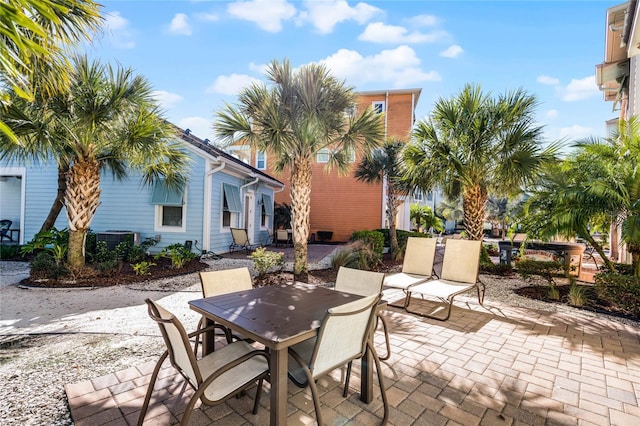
left=86, top=0, right=622, bottom=149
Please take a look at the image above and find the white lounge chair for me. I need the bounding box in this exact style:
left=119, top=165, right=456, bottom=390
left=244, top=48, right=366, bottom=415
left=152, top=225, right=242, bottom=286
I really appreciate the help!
left=404, top=239, right=484, bottom=321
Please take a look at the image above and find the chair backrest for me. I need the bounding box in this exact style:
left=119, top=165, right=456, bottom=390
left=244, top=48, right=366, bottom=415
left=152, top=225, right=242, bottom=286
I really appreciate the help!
left=334, top=267, right=385, bottom=297
left=145, top=298, right=201, bottom=387
left=231, top=228, right=250, bottom=245
left=402, top=237, right=438, bottom=276
left=199, top=268, right=253, bottom=298
left=276, top=229, right=288, bottom=241
left=0, top=220, right=11, bottom=234
left=440, top=239, right=482, bottom=284
left=310, top=293, right=380, bottom=379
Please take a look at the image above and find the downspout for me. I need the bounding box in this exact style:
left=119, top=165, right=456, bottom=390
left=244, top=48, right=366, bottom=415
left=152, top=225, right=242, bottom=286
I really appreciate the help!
left=202, top=162, right=225, bottom=252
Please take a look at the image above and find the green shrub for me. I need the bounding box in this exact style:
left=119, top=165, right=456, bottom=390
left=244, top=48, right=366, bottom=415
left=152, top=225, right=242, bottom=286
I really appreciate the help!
left=480, top=262, right=513, bottom=276
left=331, top=247, right=359, bottom=269
left=30, top=251, right=68, bottom=280
left=374, top=228, right=430, bottom=251
left=21, top=227, right=69, bottom=265
left=599, top=262, right=634, bottom=276
left=126, top=244, right=147, bottom=263
left=250, top=247, right=285, bottom=277
left=131, top=261, right=156, bottom=276
left=352, top=230, right=384, bottom=255
left=594, top=273, right=640, bottom=317
left=516, top=260, right=564, bottom=282
left=91, top=241, right=118, bottom=271
left=155, top=243, right=198, bottom=269
left=0, top=244, right=22, bottom=260
left=568, top=279, right=589, bottom=307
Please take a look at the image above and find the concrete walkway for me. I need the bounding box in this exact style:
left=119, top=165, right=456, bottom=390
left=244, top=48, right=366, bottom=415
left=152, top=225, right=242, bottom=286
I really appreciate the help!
left=65, top=288, right=640, bottom=425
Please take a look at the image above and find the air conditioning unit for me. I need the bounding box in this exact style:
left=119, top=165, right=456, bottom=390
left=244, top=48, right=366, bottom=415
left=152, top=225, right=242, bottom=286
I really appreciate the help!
left=96, top=230, right=140, bottom=250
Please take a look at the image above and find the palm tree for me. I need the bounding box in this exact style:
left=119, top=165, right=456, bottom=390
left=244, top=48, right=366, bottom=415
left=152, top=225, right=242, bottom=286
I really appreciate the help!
left=215, top=59, right=384, bottom=281
left=405, top=83, right=558, bottom=241
left=410, top=204, right=443, bottom=234
left=0, top=0, right=102, bottom=138
left=1, top=55, right=190, bottom=269
left=354, top=139, right=408, bottom=256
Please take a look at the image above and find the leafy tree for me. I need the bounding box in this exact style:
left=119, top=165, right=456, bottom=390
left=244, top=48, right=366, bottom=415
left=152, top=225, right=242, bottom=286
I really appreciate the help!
left=214, top=59, right=384, bottom=281
left=405, top=83, right=558, bottom=241
left=354, top=139, right=409, bottom=256
left=1, top=56, right=190, bottom=269
left=410, top=204, right=443, bottom=234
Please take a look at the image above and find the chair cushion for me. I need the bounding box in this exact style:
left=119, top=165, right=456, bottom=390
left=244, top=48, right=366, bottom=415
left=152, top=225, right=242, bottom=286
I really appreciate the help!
left=197, top=341, right=268, bottom=402
left=407, top=279, right=476, bottom=299
left=383, top=272, right=431, bottom=290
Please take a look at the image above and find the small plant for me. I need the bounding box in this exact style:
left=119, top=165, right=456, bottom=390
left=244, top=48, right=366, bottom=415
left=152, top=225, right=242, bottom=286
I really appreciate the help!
left=126, top=245, right=147, bottom=263
left=30, top=251, right=68, bottom=280
left=331, top=247, right=358, bottom=269
left=92, top=241, right=118, bottom=272
left=594, top=272, right=640, bottom=317
left=131, top=261, right=156, bottom=275
left=0, top=244, right=22, bottom=260
left=155, top=243, right=198, bottom=269
left=567, top=278, right=588, bottom=307
left=21, top=227, right=69, bottom=265
left=547, top=282, right=560, bottom=300
left=250, top=247, right=284, bottom=277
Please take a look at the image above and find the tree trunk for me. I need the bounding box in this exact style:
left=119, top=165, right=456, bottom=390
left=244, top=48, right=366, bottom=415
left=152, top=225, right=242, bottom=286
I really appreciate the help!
left=610, top=220, right=619, bottom=261
left=463, top=184, right=488, bottom=241
left=40, top=163, right=69, bottom=232
left=290, top=157, right=312, bottom=282
left=387, top=186, right=400, bottom=256
left=65, top=156, right=101, bottom=269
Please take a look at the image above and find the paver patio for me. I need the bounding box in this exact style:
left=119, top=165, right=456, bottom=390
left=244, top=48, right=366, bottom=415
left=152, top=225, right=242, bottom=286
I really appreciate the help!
left=65, top=287, right=640, bottom=425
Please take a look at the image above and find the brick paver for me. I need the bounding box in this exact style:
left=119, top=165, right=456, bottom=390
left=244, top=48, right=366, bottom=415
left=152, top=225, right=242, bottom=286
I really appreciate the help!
left=66, top=289, right=640, bottom=425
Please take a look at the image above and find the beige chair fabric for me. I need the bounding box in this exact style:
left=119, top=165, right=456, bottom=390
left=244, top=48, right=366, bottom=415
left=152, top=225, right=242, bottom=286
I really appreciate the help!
left=405, top=239, right=484, bottom=321
left=138, top=299, right=269, bottom=426
left=275, top=229, right=291, bottom=247
left=383, top=237, right=438, bottom=308
left=229, top=228, right=260, bottom=252
left=287, top=294, right=389, bottom=425
left=334, top=267, right=391, bottom=361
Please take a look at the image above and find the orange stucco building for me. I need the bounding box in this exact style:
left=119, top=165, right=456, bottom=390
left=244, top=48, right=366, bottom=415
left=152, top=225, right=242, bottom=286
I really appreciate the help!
left=228, top=88, right=421, bottom=242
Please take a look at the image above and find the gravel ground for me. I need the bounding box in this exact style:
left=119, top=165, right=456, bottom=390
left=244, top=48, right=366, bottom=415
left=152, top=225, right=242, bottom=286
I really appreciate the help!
left=1, top=258, right=637, bottom=426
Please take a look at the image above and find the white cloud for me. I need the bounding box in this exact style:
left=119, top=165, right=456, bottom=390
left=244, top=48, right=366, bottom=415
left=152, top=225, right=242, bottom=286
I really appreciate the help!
left=545, top=109, right=559, bottom=119
left=152, top=91, right=183, bottom=109
left=321, top=45, right=441, bottom=87
left=548, top=125, right=594, bottom=141
left=103, top=12, right=135, bottom=49
left=227, top=0, right=296, bottom=32
left=560, top=76, right=600, bottom=102
left=537, top=75, right=559, bottom=85
left=298, top=0, right=382, bottom=34
left=206, top=73, right=261, bottom=95
left=440, top=45, right=463, bottom=58
left=169, top=13, right=192, bottom=35
left=196, top=12, right=219, bottom=22
left=177, top=117, right=215, bottom=141
left=406, top=14, right=439, bottom=27
left=359, top=22, right=448, bottom=44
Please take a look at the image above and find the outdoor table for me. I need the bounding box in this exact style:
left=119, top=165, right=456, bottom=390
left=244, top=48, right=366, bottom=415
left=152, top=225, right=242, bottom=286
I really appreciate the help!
left=188, top=282, right=379, bottom=426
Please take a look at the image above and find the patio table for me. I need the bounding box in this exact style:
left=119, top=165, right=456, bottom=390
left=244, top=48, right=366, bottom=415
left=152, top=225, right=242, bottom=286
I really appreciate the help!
left=188, top=282, right=378, bottom=426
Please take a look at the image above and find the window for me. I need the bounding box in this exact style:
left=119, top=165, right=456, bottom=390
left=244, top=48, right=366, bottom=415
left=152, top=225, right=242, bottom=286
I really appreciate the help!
left=414, top=191, right=423, bottom=202
left=317, top=148, right=329, bottom=163
left=261, top=194, right=273, bottom=228
left=222, top=183, right=242, bottom=228
left=151, top=181, right=186, bottom=231
left=345, top=148, right=356, bottom=163
left=256, top=151, right=266, bottom=170
left=372, top=101, right=385, bottom=114
left=226, top=145, right=251, bottom=164
left=426, top=191, right=433, bottom=201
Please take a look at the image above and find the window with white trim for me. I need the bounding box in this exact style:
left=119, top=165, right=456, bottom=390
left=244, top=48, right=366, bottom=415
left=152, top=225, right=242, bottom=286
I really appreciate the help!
left=317, top=148, right=329, bottom=163
left=151, top=181, right=186, bottom=232
left=256, top=151, right=266, bottom=170
left=260, top=194, right=273, bottom=228
left=414, top=191, right=423, bottom=202
left=222, top=183, right=242, bottom=228
left=372, top=101, right=385, bottom=114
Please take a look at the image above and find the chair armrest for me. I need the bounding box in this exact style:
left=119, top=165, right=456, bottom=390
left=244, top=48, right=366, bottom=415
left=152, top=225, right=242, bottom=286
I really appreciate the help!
left=199, top=349, right=270, bottom=389
left=188, top=324, right=231, bottom=339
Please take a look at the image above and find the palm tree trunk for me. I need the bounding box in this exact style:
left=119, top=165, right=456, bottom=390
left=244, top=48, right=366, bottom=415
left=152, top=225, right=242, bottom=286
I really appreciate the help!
left=65, top=156, right=101, bottom=269
left=463, top=184, right=488, bottom=241
left=387, top=187, right=400, bottom=256
left=290, top=158, right=312, bottom=282
left=40, top=163, right=69, bottom=232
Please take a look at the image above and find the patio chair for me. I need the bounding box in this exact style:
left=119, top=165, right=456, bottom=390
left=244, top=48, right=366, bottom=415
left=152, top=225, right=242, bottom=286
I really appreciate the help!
left=334, top=266, right=391, bottom=361
left=138, top=299, right=269, bottom=426
left=275, top=229, right=292, bottom=247
left=287, top=293, right=389, bottom=425
left=229, top=228, right=261, bottom=253
left=194, top=268, right=254, bottom=353
left=383, top=237, right=438, bottom=309
left=404, top=239, right=484, bottom=321
left=0, top=220, right=12, bottom=242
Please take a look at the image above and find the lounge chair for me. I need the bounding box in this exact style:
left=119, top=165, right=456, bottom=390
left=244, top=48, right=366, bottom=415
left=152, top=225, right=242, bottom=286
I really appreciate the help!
left=275, top=229, right=292, bottom=247
left=0, top=220, right=12, bottom=242
left=287, top=294, right=389, bottom=425
left=334, top=266, right=391, bottom=361
left=404, top=239, right=484, bottom=321
left=383, top=237, right=438, bottom=309
left=138, top=299, right=269, bottom=426
left=194, top=268, right=254, bottom=352
left=229, top=227, right=261, bottom=253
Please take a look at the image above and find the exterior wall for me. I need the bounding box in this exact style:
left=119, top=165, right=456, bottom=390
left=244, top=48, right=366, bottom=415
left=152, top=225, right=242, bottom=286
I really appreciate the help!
left=629, top=56, right=639, bottom=118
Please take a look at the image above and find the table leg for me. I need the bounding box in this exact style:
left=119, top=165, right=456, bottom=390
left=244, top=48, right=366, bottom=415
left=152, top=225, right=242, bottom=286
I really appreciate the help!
left=360, top=344, right=373, bottom=403
left=202, top=318, right=215, bottom=355
left=270, top=348, right=287, bottom=425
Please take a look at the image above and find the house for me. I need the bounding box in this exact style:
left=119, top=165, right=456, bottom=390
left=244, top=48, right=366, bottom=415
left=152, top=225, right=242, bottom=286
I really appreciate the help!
left=596, top=0, right=639, bottom=263
left=227, top=88, right=422, bottom=243
left=0, top=127, right=284, bottom=255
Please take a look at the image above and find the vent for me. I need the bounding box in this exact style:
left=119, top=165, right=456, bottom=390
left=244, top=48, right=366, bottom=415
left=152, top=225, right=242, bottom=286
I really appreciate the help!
left=96, top=231, right=140, bottom=250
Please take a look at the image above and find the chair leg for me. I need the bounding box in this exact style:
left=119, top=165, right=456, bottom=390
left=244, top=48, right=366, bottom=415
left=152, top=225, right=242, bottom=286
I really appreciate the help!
left=376, top=314, right=392, bottom=361
left=368, top=340, right=389, bottom=424
left=252, top=378, right=263, bottom=414
left=404, top=291, right=453, bottom=321
left=137, top=351, right=168, bottom=426
left=343, top=361, right=353, bottom=397
left=308, top=375, right=325, bottom=426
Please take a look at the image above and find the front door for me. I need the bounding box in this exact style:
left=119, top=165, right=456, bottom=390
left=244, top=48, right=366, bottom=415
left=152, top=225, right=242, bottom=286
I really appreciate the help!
left=244, top=193, right=255, bottom=243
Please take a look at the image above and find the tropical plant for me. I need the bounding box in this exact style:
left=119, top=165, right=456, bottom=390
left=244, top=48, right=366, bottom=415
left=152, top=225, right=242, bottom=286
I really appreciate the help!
left=214, top=58, right=384, bottom=281
left=436, top=196, right=464, bottom=230
left=131, top=261, right=156, bottom=276
left=250, top=247, right=284, bottom=278
left=354, top=139, right=409, bottom=256
left=155, top=243, right=198, bottom=269
left=410, top=204, right=444, bottom=234
left=404, top=83, right=558, bottom=241
left=20, top=227, right=69, bottom=265
left=273, top=202, right=292, bottom=231
left=1, top=55, right=190, bottom=269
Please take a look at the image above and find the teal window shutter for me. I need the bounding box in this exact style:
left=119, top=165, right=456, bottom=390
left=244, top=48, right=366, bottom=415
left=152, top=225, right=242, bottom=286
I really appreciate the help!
left=151, top=181, right=184, bottom=206
left=223, top=183, right=242, bottom=212
left=262, top=194, right=273, bottom=215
